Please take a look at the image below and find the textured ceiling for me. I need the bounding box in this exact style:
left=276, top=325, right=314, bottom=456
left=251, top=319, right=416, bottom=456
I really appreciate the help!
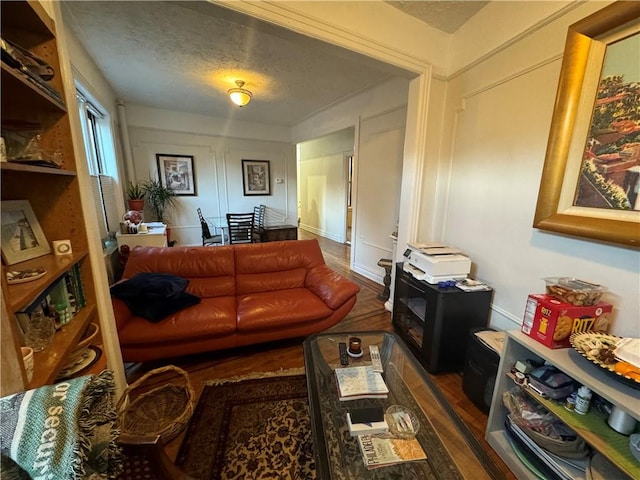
left=385, top=1, right=489, bottom=34
left=62, top=1, right=487, bottom=127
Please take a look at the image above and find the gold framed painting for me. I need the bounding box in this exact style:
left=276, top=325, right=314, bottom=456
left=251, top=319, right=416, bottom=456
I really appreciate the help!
left=533, top=2, right=640, bottom=247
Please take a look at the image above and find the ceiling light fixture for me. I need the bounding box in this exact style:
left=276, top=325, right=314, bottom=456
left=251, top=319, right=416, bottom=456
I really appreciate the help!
left=228, top=80, right=252, bottom=107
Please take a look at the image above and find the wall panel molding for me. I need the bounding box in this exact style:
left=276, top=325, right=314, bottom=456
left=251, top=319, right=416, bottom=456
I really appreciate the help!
left=449, top=1, right=581, bottom=79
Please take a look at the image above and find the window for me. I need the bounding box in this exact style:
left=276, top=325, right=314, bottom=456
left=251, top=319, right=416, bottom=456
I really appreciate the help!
left=76, top=88, right=121, bottom=240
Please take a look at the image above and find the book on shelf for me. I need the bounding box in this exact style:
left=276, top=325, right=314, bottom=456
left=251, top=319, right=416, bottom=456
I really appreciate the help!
left=335, top=365, right=389, bottom=401
left=357, top=434, right=427, bottom=469
left=347, top=406, right=388, bottom=436
left=15, top=267, right=86, bottom=329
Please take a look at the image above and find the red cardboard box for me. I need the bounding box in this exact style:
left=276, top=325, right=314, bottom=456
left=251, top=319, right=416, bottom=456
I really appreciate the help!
left=521, top=294, right=613, bottom=349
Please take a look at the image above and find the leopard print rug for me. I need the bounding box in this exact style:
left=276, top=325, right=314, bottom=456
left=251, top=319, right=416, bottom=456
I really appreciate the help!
left=176, top=374, right=315, bottom=480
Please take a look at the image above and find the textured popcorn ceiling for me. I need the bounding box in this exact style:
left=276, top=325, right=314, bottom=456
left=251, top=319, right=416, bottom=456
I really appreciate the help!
left=62, top=1, right=486, bottom=126
left=385, top=1, right=489, bottom=34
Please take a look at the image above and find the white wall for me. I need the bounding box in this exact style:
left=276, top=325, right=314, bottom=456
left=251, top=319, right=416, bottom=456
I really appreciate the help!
left=292, top=77, right=410, bottom=143
left=355, top=107, right=406, bottom=280
left=126, top=106, right=296, bottom=246
left=294, top=79, right=409, bottom=283
left=429, top=1, right=639, bottom=338
left=61, top=13, right=127, bottom=216
left=298, top=128, right=354, bottom=242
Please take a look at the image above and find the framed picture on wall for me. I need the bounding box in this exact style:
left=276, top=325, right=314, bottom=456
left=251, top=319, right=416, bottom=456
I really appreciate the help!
left=1, top=200, right=51, bottom=265
left=156, top=154, right=196, bottom=196
left=533, top=3, right=640, bottom=247
left=242, top=159, right=271, bottom=196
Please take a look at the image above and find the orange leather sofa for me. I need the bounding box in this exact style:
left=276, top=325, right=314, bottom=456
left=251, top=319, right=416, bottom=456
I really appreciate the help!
left=112, top=239, right=360, bottom=362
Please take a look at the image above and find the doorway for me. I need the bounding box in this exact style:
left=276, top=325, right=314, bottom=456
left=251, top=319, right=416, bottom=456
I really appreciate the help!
left=346, top=154, right=353, bottom=245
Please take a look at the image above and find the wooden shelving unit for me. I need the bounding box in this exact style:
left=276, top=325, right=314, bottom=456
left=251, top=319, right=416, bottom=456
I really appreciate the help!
left=1, top=0, right=114, bottom=396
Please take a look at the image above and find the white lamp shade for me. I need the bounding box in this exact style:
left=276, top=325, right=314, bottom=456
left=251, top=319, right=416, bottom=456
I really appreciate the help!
left=229, top=84, right=252, bottom=107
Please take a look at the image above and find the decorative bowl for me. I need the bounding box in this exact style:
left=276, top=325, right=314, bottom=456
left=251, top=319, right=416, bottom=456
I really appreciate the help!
left=67, top=322, right=99, bottom=364
left=385, top=405, right=420, bottom=439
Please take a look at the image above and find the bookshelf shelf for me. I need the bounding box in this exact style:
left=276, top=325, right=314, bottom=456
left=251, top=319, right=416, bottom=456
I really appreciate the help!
left=1, top=161, right=76, bottom=176
left=4, top=250, right=89, bottom=312
left=28, top=304, right=96, bottom=387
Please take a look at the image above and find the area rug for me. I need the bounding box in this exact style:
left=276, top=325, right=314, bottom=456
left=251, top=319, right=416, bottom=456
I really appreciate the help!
left=176, top=371, right=315, bottom=480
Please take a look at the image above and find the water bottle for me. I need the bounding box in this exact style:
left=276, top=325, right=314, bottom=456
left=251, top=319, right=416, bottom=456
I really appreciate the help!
left=575, top=386, right=592, bottom=415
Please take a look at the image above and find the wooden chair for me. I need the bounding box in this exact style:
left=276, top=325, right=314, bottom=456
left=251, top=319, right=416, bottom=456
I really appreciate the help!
left=197, top=208, right=224, bottom=246
left=226, top=212, right=255, bottom=244
left=252, top=204, right=266, bottom=242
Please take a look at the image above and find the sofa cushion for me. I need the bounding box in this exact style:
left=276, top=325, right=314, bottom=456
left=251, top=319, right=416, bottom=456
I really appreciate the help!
left=237, top=288, right=332, bottom=332
left=123, top=246, right=236, bottom=279
left=236, top=269, right=306, bottom=295
left=119, top=296, right=237, bottom=345
left=110, top=272, right=201, bottom=322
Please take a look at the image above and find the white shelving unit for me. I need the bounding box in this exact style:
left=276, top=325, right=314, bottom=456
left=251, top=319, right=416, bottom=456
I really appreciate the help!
left=486, top=330, right=640, bottom=479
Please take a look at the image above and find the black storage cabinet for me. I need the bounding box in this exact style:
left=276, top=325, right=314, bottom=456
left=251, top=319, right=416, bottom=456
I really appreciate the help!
left=462, top=327, right=500, bottom=413
left=392, top=263, right=493, bottom=373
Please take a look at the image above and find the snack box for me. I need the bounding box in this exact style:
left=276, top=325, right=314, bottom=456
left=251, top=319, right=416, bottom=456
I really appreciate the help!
left=521, top=294, right=613, bottom=349
left=543, top=277, right=607, bottom=306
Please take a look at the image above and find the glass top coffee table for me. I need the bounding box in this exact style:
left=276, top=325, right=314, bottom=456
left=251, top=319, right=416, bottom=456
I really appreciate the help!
left=303, top=331, right=504, bottom=480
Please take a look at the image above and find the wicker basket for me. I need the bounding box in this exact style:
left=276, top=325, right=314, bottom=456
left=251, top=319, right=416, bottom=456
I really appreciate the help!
left=117, top=365, right=195, bottom=443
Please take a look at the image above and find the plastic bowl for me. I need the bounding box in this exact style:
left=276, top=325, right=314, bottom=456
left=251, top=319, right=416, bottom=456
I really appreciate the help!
left=543, top=277, right=607, bottom=306
left=385, top=405, right=420, bottom=439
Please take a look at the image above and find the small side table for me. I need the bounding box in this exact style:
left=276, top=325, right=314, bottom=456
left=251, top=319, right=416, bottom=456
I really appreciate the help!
left=377, top=258, right=393, bottom=301
left=116, top=224, right=167, bottom=249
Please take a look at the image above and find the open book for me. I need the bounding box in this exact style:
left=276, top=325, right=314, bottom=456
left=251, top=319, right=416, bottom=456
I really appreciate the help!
left=357, top=434, right=427, bottom=469
left=335, top=366, right=389, bottom=401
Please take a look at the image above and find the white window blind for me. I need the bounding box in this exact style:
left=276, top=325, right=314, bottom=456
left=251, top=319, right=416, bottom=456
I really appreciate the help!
left=90, top=175, right=120, bottom=238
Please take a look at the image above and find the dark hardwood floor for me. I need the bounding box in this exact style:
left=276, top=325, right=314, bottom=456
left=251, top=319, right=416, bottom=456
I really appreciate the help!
left=125, top=231, right=515, bottom=479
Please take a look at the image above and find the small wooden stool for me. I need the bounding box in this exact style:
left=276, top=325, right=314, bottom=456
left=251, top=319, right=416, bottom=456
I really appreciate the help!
left=377, top=258, right=393, bottom=301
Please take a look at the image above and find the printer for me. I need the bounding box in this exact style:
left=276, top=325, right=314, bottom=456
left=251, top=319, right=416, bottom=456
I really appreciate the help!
left=403, top=242, right=471, bottom=283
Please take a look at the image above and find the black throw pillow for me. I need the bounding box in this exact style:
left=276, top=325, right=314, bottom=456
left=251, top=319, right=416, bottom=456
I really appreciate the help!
left=110, top=272, right=201, bottom=322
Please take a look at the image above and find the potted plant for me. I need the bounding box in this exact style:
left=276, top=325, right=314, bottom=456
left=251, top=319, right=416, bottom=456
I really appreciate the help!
left=126, top=181, right=146, bottom=211
left=141, top=177, right=177, bottom=224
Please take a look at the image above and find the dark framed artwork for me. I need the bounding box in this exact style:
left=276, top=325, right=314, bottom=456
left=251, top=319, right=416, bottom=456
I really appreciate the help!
left=156, top=154, right=196, bottom=196
left=242, top=159, right=271, bottom=196
left=533, top=2, right=640, bottom=247
left=1, top=200, right=51, bottom=265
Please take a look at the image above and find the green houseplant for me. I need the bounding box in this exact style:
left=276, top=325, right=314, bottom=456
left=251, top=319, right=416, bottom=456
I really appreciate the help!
left=126, top=181, right=146, bottom=211
left=141, top=177, right=177, bottom=224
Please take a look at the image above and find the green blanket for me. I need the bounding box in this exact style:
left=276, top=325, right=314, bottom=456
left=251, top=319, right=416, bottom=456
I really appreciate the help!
left=0, top=370, right=122, bottom=479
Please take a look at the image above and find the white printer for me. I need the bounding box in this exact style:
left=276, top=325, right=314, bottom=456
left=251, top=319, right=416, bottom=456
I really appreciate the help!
left=403, top=242, right=471, bottom=283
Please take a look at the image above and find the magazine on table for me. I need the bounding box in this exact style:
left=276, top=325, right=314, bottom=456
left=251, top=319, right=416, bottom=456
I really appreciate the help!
left=357, top=434, right=427, bottom=469
left=335, top=365, right=389, bottom=401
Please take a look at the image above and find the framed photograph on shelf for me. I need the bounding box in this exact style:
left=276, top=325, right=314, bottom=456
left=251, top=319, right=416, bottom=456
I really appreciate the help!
left=1, top=200, right=51, bottom=265
left=156, top=154, right=196, bottom=196
left=533, top=2, right=640, bottom=247
left=242, top=159, right=271, bottom=196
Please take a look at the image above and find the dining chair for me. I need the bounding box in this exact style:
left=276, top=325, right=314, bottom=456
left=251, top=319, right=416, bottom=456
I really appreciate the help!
left=197, top=208, right=224, bottom=246
left=252, top=204, right=266, bottom=242
left=226, top=212, right=255, bottom=244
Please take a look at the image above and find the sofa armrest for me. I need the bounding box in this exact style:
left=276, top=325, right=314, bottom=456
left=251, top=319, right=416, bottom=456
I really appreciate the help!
left=112, top=297, right=133, bottom=331
left=305, top=265, right=360, bottom=310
